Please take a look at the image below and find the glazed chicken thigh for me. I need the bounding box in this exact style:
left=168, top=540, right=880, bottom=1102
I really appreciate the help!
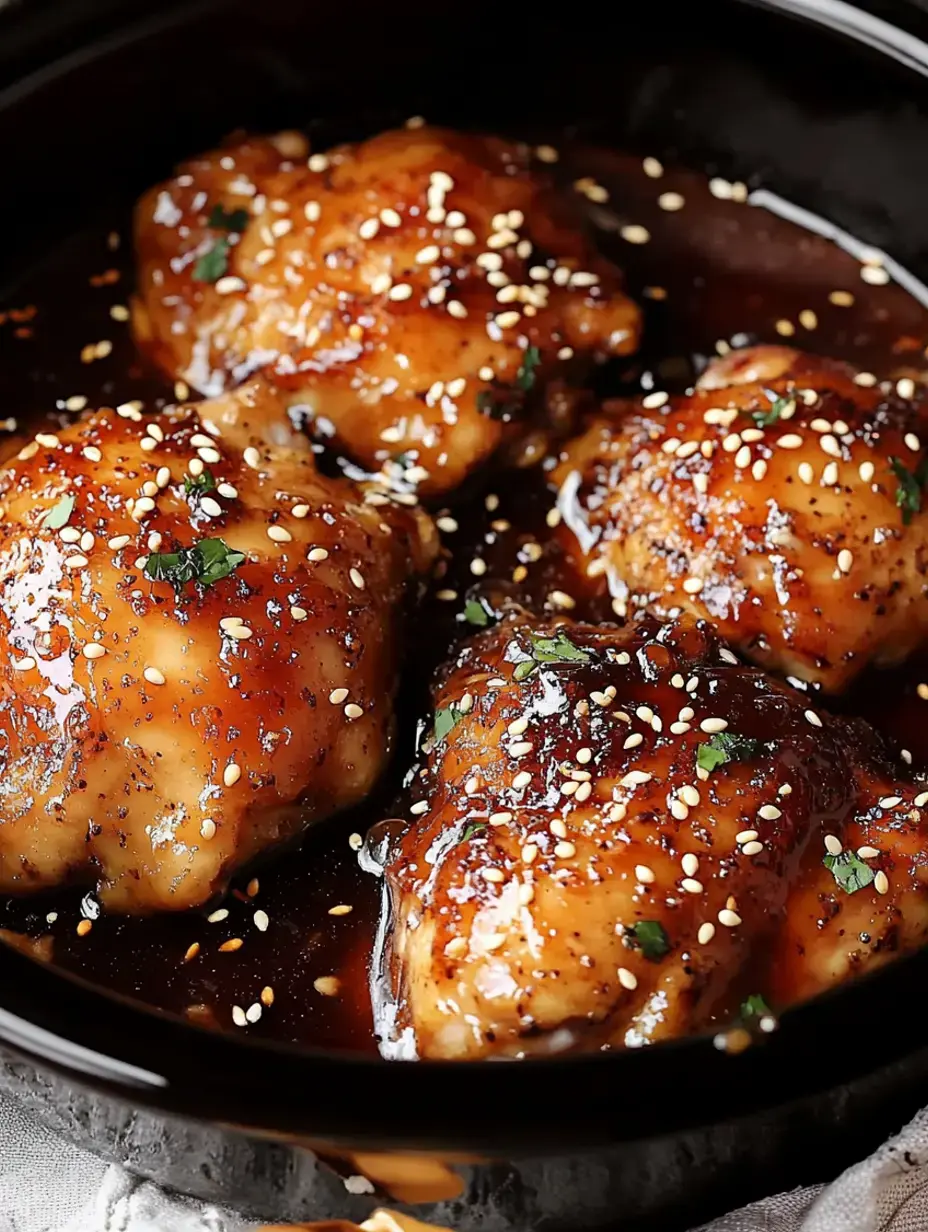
left=553, top=346, right=928, bottom=691
left=382, top=613, right=922, bottom=1060
left=0, top=383, right=435, bottom=911
left=133, top=125, right=641, bottom=496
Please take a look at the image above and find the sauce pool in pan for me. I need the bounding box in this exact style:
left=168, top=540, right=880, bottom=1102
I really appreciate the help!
left=1, top=138, right=926, bottom=1053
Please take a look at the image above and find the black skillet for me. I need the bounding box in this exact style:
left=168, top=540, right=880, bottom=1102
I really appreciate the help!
left=1, top=0, right=928, bottom=1228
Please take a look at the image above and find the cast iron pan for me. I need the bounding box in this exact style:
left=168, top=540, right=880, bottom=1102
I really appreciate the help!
left=0, top=1, right=927, bottom=1228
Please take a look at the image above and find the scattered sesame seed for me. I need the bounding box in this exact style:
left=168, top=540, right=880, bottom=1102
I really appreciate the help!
left=824, top=834, right=843, bottom=856
left=758, top=805, right=782, bottom=820
left=329, top=904, right=353, bottom=916
left=697, top=922, right=716, bottom=944
left=254, top=909, right=270, bottom=932
left=874, top=870, right=890, bottom=895
left=718, top=909, right=742, bottom=927
left=700, top=717, right=728, bottom=734
left=219, top=938, right=243, bottom=953
left=681, top=877, right=704, bottom=894
left=879, top=796, right=902, bottom=809
left=243, top=446, right=261, bottom=470
left=682, top=853, right=699, bottom=877
left=658, top=191, right=685, bottom=211
left=617, top=967, right=638, bottom=991
left=620, top=224, right=650, bottom=245
left=82, top=642, right=106, bottom=660
left=344, top=703, right=364, bottom=720
left=223, top=763, right=242, bottom=787
left=200, top=819, right=217, bottom=839
left=736, top=830, right=759, bottom=844
left=143, top=666, right=165, bottom=686
left=829, top=290, right=854, bottom=306
left=742, top=841, right=764, bottom=856
left=861, top=264, right=889, bottom=285
left=76, top=919, right=93, bottom=937
left=184, top=943, right=200, bottom=963
left=857, top=846, right=880, bottom=859
left=805, top=709, right=823, bottom=728
left=314, top=976, right=341, bottom=996
left=554, top=841, right=576, bottom=859
left=231, top=1006, right=247, bottom=1027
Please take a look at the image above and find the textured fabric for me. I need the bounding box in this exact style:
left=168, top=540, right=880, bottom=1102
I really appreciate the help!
left=4, top=1090, right=928, bottom=1231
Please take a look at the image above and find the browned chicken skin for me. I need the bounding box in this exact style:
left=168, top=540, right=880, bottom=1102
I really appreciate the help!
left=0, top=382, right=435, bottom=911
left=553, top=346, right=928, bottom=692
left=382, top=613, right=923, bottom=1060
left=133, top=126, right=641, bottom=496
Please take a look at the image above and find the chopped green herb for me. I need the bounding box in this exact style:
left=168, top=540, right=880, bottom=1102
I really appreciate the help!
left=628, top=920, right=670, bottom=961
left=433, top=704, right=466, bottom=743
left=751, top=395, right=793, bottom=427
left=513, top=629, right=592, bottom=681
left=42, top=493, right=75, bottom=530
left=889, top=455, right=928, bottom=524
left=741, top=993, right=772, bottom=1020
left=823, top=849, right=875, bottom=894
left=193, top=238, right=229, bottom=284
left=463, top=599, right=490, bottom=627
left=184, top=468, right=217, bottom=498
left=458, top=821, right=487, bottom=844
left=475, top=388, right=518, bottom=420
left=144, top=537, right=245, bottom=595
left=207, top=204, right=249, bottom=232
left=696, top=731, right=762, bottom=772
left=515, top=345, right=541, bottom=392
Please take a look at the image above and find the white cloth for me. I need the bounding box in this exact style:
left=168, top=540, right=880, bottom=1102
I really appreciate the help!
left=3, top=1090, right=928, bottom=1232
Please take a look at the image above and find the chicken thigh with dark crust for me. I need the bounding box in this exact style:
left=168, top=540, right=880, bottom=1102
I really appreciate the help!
left=0, top=382, right=435, bottom=911
left=553, top=346, right=928, bottom=692
left=381, top=613, right=923, bottom=1060
left=133, top=125, right=641, bottom=496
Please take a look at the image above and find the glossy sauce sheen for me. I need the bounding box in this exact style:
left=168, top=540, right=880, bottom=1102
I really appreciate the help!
left=1, top=142, right=927, bottom=1051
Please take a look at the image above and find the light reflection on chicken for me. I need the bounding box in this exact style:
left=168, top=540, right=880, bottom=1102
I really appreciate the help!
left=553, top=346, right=928, bottom=692
left=133, top=125, right=641, bottom=496
left=0, top=382, right=435, bottom=911
left=380, top=613, right=922, bottom=1060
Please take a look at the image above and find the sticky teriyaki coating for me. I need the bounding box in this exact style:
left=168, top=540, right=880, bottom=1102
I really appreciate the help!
left=383, top=613, right=927, bottom=1060
left=133, top=125, right=641, bottom=496
left=554, top=345, right=928, bottom=692
left=0, top=382, right=436, bottom=911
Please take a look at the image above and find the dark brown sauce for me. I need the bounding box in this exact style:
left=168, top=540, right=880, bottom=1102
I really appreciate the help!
left=1, top=142, right=926, bottom=1052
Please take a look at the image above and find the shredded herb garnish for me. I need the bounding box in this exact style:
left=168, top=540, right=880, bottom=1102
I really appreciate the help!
left=515, top=345, right=541, bottom=392
left=458, top=821, right=487, bottom=844
left=628, top=920, right=671, bottom=961
left=207, top=204, right=249, bottom=232
left=513, top=629, right=591, bottom=681
left=476, top=347, right=543, bottom=420
left=144, top=538, right=245, bottom=595
left=184, top=468, right=217, bottom=498
left=42, top=493, right=75, bottom=530
left=823, top=849, right=875, bottom=894
left=463, top=599, right=490, bottom=628
left=433, top=703, right=466, bottom=743
left=751, top=395, right=793, bottom=427
left=193, top=237, right=230, bottom=284
left=696, top=731, right=762, bottom=772
left=889, top=455, right=928, bottom=524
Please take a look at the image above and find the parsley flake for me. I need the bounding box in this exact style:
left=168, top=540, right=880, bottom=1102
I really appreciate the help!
left=42, top=493, right=75, bottom=530
left=207, top=204, right=249, bottom=232
left=193, top=238, right=229, bottom=284
left=184, top=468, right=217, bottom=498
left=515, top=345, right=541, bottom=392
left=741, top=993, right=772, bottom=1020
left=823, top=849, right=875, bottom=894
left=628, top=920, right=670, bottom=961
left=144, top=537, right=245, bottom=595
left=889, top=455, right=928, bottom=525
left=696, top=731, right=762, bottom=772
left=513, top=629, right=591, bottom=681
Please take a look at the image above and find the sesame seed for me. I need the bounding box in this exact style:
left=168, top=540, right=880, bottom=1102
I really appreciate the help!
left=143, top=666, right=165, bottom=686
left=681, top=878, right=704, bottom=894
left=643, top=391, right=670, bottom=411
left=219, top=938, right=244, bottom=953
left=243, top=446, right=261, bottom=470
left=555, top=841, right=577, bottom=859
left=388, top=283, right=413, bottom=302
left=634, top=864, right=656, bottom=885
left=224, top=763, right=242, bottom=787
left=718, top=909, right=742, bottom=927
left=184, top=943, right=200, bottom=963
left=290, top=606, right=308, bottom=621
left=905, top=431, right=921, bottom=452
left=620, top=224, right=650, bottom=245
left=200, top=819, right=217, bottom=839
left=857, top=846, right=880, bottom=859
left=874, top=870, right=890, bottom=895
left=824, top=834, right=843, bottom=856
left=682, top=577, right=704, bottom=595
left=82, top=643, right=106, bottom=659
left=207, top=908, right=229, bottom=924
left=267, top=525, right=292, bottom=543
left=200, top=497, right=223, bottom=518
left=917, top=791, right=928, bottom=806
left=805, top=709, right=823, bottom=728
left=232, top=1006, right=247, bottom=1027
left=777, top=433, right=803, bottom=450
left=737, top=830, right=759, bottom=844
left=861, top=264, right=889, bottom=285
left=758, top=805, right=781, bottom=820
left=798, top=462, right=814, bottom=484
left=829, top=290, right=854, bottom=306
left=344, top=703, right=363, bottom=720
left=682, top=853, right=699, bottom=877
left=700, top=717, right=728, bottom=734
left=82, top=445, right=102, bottom=463
left=76, top=920, right=93, bottom=937
left=308, top=547, right=329, bottom=562
left=742, top=841, right=764, bottom=856
left=444, top=937, right=468, bottom=959
left=409, top=801, right=429, bottom=816
left=879, top=796, right=902, bottom=809
left=621, top=770, right=652, bottom=787
left=898, top=378, right=917, bottom=400
left=254, top=909, right=269, bottom=932
left=512, top=770, right=532, bottom=790
left=550, top=819, right=568, bottom=839
left=658, top=191, right=685, bottom=211
left=349, top=567, right=365, bottom=589
left=617, top=967, right=638, bottom=991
